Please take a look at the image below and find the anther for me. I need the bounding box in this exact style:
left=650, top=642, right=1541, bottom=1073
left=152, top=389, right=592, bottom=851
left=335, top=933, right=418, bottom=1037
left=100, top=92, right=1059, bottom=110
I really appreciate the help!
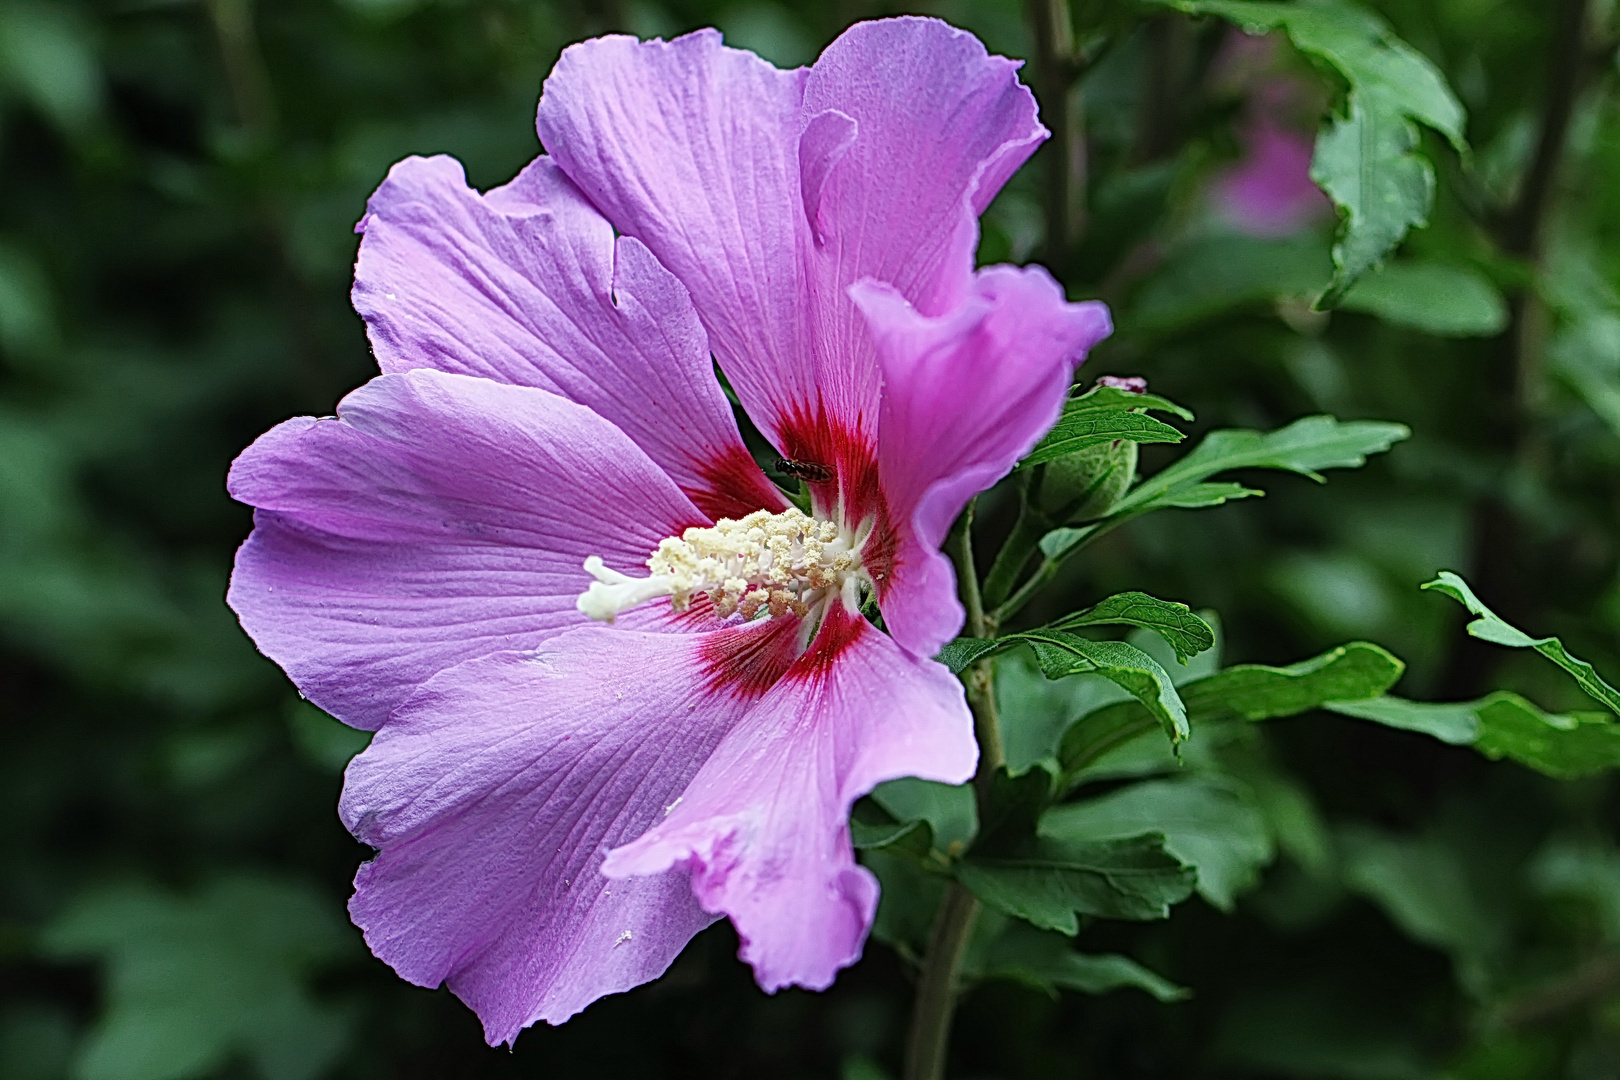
left=576, top=507, right=865, bottom=623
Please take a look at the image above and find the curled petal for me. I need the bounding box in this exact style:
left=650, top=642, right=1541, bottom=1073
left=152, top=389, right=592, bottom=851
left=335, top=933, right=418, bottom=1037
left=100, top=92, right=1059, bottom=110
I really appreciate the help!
left=798, top=17, right=1048, bottom=392
left=853, top=267, right=1112, bottom=656
left=537, top=18, right=1049, bottom=458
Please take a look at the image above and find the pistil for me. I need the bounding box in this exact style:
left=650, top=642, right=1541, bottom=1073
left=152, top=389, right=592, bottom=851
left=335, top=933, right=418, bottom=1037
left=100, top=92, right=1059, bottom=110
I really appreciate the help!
left=577, top=507, right=868, bottom=623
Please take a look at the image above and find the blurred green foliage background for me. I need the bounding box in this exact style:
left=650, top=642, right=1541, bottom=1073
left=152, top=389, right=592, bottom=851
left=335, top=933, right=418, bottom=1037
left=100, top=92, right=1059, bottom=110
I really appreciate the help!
left=3, top=0, right=1620, bottom=1077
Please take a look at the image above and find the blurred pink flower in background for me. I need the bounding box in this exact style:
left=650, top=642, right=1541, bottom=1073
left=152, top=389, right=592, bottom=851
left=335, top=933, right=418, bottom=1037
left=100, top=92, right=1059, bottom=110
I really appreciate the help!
left=1209, top=33, right=1331, bottom=236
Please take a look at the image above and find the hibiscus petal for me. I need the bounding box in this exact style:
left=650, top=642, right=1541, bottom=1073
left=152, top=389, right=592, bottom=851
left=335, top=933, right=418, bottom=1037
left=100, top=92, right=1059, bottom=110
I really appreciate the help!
left=602, top=606, right=976, bottom=991
left=800, top=17, right=1049, bottom=387
left=852, top=267, right=1112, bottom=657
left=342, top=625, right=770, bottom=1043
left=353, top=154, right=783, bottom=520
left=535, top=30, right=815, bottom=442
left=228, top=369, right=705, bottom=730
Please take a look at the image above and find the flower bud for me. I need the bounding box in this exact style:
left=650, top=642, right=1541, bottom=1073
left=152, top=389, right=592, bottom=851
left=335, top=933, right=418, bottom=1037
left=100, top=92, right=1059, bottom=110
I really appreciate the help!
left=1033, top=374, right=1150, bottom=522
left=1036, top=438, right=1138, bottom=522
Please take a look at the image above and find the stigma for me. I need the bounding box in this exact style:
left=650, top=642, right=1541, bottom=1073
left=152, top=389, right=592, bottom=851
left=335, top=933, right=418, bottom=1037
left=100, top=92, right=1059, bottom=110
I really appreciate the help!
left=577, top=508, right=869, bottom=623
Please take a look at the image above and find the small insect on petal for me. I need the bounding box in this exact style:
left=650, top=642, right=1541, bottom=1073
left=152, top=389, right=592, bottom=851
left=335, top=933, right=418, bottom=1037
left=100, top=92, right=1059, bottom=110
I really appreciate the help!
left=774, top=457, right=834, bottom=483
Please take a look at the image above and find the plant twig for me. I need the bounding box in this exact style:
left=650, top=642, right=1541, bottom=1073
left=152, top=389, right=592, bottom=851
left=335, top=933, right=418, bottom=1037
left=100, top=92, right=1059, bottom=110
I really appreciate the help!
left=1500, top=0, right=1589, bottom=261
left=1027, top=0, right=1087, bottom=268
left=947, top=501, right=990, bottom=643
left=1450, top=0, right=1590, bottom=698
left=205, top=0, right=276, bottom=135
left=902, top=504, right=1002, bottom=1080
left=981, top=508, right=1044, bottom=617
left=991, top=513, right=1132, bottom=627
left=1495, top=950, right=1620, bottom=1028
left=902, top=883, right=982, bottom=1080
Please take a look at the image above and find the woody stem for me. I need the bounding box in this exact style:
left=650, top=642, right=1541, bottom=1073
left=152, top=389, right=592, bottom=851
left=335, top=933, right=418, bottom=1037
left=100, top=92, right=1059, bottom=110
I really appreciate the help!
left=902, top=502, right=1001, bottom=1080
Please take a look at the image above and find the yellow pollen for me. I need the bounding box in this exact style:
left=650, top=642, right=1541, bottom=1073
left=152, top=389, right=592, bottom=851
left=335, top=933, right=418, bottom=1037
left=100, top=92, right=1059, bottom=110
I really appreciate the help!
left=577, top=508, right=863, bottom=623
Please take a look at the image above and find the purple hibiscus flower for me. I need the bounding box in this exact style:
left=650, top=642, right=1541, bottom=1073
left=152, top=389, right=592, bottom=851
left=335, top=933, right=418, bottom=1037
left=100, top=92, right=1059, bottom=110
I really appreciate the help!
left=227, top=16, right=1110, bottom=1044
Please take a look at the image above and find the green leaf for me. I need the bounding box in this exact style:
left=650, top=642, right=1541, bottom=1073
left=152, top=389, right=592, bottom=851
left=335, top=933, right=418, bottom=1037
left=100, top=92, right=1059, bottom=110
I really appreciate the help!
left=864, top=849, right=948, bottom=959
left=1042, top=490, right=1265, bottom=562
left=41, top=875, right=355, bottom=1080
left=1150, top=481, right=1267, bottom=510
left=937, top=629, right=1192, bottom=746
left=1169, top=2, right=1465, bottom=144
left=1114, top=416, right=1411, bottom=517
left=1052, top=592, right=1215, bottom=664
left=870, top=777, right=979, bottom=856
left=1023, top=411, right=1186, bottom=466
left=957, top=835, right=1197, bottom=933
left=1339, top=824, right=1500, bottom=992
left=970, top=921, right=1190, bottom=1002
left=1422, top=571, right=1620, bottom=716
left=1068, top=381, right=1197, bottom=421
left=1530, top=838, right=1620, bottom=940
left=1044, top=777, right=1275, bottom=911
left=1328, top=688, right=1620, bottom=779
left=935, top=637, right=999, bottom=674
left=1037, top=415, right=1404, bottom=563
left=1309, top=90, right=1438, bottom=307
left=1181, top=642, right=1406, bottom=721
left=1159, top=0, right=1468, bottom=303
left=1338, top=261, right=1508, bottom=337
left=1021, top=386, right=1190, bottom=467
left=1548, top=308, right=1620, bottom=438
left=974, top=765, right=1057, bottom=855
left=995, top=646, right=1138, bottom=773
left=1325, top=697, right=1480, bottom=745
left=1022, top=631, right=1190, bottom=746
left=1471, top=691, right=1620, bottom=779
left=850, top=815, right=935, bottom=859
left=1058, top=642, right=1403, bottom=782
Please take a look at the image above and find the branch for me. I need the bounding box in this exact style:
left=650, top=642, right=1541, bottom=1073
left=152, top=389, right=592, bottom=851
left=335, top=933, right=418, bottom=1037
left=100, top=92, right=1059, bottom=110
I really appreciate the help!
left=1500, top=0, right=1589, bottom=259
left=1495, top=951, right=1620, bottom=1028
left=1027, top=0, right=1087, bottom=268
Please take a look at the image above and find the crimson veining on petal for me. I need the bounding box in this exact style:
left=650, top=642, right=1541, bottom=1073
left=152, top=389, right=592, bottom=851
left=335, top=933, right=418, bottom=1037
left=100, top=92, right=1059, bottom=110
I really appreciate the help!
left=776, top=400, right=901, bottom=598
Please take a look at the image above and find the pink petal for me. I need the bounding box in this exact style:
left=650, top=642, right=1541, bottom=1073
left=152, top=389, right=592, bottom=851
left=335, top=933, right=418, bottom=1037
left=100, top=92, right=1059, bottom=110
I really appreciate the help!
left=852, top=267, right=1111, bottom=656
left=535, top=30, right=813, bottom=445
left=798, top=17, right=1048, bottom=392
left=603, top=605, right=976, bottom=991
left=227, top=369, right=705, bottom=730
left=342, top=625, right=774, bottom=1043
left=353, top=154, right=783, bottom=520
left=535, top=18, right=1047, bottom=454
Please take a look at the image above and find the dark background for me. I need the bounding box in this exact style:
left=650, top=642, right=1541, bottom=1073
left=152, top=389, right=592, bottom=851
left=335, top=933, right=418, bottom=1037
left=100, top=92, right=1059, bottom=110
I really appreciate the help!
left=3, top=0, right=1619, bottom=1077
